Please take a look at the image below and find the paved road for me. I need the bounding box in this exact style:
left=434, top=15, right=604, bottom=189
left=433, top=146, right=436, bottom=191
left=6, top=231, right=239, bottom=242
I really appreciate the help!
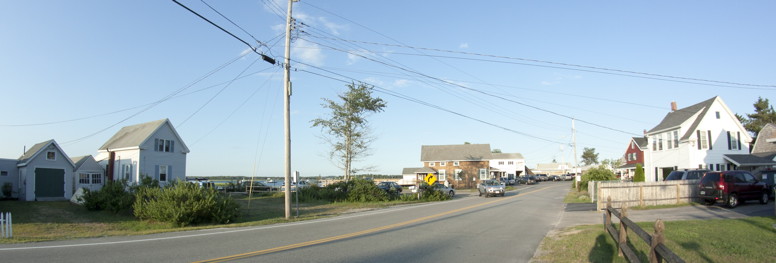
left=0, top=183, right=571, bottom=263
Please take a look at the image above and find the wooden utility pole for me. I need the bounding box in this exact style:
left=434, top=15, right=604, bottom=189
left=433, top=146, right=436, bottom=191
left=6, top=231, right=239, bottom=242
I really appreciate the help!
left=283, top=0, right=295, bottom=219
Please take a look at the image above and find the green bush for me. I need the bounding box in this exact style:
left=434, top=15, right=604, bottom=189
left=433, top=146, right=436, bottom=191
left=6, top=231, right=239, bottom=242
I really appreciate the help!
left=133, top=182, right=239, bottom=226
left=346, top=178, right=389, bottom=202
left=633, top=163, right=645, bottom=182
left=580, top=166, right=617, bottom=190
left=80, top=179, right=134, bottom=213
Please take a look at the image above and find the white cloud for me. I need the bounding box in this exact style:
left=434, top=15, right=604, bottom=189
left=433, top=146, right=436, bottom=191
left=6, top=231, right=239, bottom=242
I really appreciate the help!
left=459, top=43, right=469, bottom=49
left=318, top=17, right=348, bottom=36
left=292, top=39, right=325, bottom=67
left=363, top=77, right=385, bottom=86
left=392, top=79, right=410, bottom=88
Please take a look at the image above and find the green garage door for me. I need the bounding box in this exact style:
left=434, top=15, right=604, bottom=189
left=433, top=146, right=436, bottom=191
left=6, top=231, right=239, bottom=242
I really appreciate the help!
left=35, top=168, right=65, bottom=198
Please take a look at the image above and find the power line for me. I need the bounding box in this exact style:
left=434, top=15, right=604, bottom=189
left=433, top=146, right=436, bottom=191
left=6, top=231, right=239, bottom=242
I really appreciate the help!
left=291, top=59, right=566, bottom=145
left=200, top=0, right=268, bottom=51
left=305, top=35, right=776, bottom=90
left=171, top=0, right=276, bottom=65
left=302, top=37, right=641, bottom=137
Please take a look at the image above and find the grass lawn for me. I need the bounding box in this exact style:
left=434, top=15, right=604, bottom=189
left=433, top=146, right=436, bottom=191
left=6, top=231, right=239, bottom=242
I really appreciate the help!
left=0, top=193, right=426, bottom=244
left=533, top=216, right=776, bottom=263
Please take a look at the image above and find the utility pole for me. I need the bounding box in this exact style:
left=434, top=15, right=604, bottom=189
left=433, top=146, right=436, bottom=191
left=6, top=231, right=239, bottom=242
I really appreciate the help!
left=572, top=119, right=578, bottom=169
left=283, top=0, right=295, bottom=219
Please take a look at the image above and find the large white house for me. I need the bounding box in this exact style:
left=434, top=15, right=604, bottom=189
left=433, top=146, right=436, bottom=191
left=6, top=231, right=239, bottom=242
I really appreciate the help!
left=489, top=153, right=526, bottom=181
left=643, top=96, right=751, bottom=181
left=95, top=119, right=189, bottom=185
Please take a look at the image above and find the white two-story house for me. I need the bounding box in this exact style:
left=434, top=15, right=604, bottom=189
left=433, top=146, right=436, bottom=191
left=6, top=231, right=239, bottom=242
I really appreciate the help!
left=489, top=153, right=526, bottom=181
left=644, top=96, right=751, bottom=181
left=95, top=119, right=189, bottom=185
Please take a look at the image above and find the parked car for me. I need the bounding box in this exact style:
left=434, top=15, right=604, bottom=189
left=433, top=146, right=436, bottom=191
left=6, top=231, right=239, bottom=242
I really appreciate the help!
left=517, top=176, right=536, bottom=185
left=665, top=169, right=708, bottom=181
left=244, top=181, right=276, bottom=192
left=478, top=179, right=505, bottom=197
left=377, top=181, right=402, bottom=193
left=755, top=170, right=776, bottom=199
left=535, top=174, right=549, bottom=182
left=698, top=170, right=769, bottom=208
left=549, top=175, right=562, bottom=181
left=431, top=183, right=455, bottom=197
left=498, top=177, right=515, bottom=186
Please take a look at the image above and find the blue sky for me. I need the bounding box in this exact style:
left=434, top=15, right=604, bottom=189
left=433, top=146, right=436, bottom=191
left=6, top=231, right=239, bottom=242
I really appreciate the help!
left=2, top=1, right=775, bottom=178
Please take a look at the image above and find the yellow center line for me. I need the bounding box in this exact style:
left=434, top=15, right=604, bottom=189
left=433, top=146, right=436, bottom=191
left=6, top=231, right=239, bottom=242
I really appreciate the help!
left=194, top=185, right=561, bottom=263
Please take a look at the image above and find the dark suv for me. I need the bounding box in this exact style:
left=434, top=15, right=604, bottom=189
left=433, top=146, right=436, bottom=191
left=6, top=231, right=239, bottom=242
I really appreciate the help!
left=698, top=171, right=769, bottom=208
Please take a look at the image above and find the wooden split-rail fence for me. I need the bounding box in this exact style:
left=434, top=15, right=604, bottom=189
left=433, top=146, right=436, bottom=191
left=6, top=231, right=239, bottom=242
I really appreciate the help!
left=604, top=197, right=684, bottom=263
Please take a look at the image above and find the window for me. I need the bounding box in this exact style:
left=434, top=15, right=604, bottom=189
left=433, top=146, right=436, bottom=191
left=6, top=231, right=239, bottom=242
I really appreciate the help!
left=79, top=173, right=90, bottom=184
left=699, top=131, right=708, bottom=149
left=429, top=162, right=435, bottom=167
left=736, top=132, right=741, bottom=150
left=743, top=172, right=755, bottom=183
left=479, top=168, right=487, bottom=180
left=440, top=161, right=446, bottom=166
left=46, top=151, right=56, bottom=160
left=666, top=132, right=672, bottom=149
left=707, top=164, right=713, bottom=170
left=439, top=170, right=446, bottom=182
left=658, top=133, right=663, bottom=151
left=674, top=131, right=679, bottom=148
left=715, top=111, right=720, bottom=119
left=453, top=161, right=459, bottom=166
left=91, top=173, right=102, bottom=184
left=454, top=169, right=462, bottom=180
left=652, top=136, right=657, bottom=151
left=122, top=164, right=132, bottom=181
left=508, top=161, right=514, bottom=165
left=715, top=164, right=721, bottom=171
left=631, top=142, right=635, bottom=149
left=159, top=165, right=168, bottom=182
left=156, top=139, right=174, bottom=153
left=0, top=171, right=7, bottom=176
left=498, top=161, right=504, bottom=165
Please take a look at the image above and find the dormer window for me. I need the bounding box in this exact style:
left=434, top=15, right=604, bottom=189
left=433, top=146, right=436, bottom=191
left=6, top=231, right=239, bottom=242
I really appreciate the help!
left=46, top=151, right=56, bottom=160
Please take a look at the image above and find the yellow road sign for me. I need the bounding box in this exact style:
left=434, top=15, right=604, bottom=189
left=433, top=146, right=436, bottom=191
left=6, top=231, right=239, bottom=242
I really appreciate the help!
left=424, top=173, right=437, bottom=185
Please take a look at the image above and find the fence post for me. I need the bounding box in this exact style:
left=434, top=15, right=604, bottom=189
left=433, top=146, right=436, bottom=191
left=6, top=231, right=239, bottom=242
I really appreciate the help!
left=1, top=212, right=11, bottom=239
left=606, top=196, right=612, bottom=228
left=650, top=219, right=665, bottom=263
left=618, top=205, right=628, bottom=257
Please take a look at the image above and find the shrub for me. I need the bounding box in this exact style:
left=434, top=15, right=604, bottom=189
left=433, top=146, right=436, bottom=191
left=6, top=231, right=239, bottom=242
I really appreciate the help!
left=580, top=166, right=616, bottom=190
left=80, top=179, right=134, bottom=213
left=633, top=163, right=645, bottom=182
left=133, top=182, right=239, bottom=226
left=2, top=182, right=12, bottom=198
left=346, top=178, right=389, bottom=202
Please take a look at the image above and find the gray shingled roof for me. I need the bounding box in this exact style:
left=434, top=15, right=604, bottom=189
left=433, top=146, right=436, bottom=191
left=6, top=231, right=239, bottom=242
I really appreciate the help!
left=648, top=97, right=717, bottom=140
left=724, top=153, right=776, bottom=166
left=71, top=155, right=89, bottom=170
left=420, top=144, right=491, bottom=161
left=18, top=139, right=54, bottom=163
left=633, top=137, right=648, bottom=148
left=98, top=119, right=169, bottom=150
left=752, top=123, right=776, bottom=154
left=491, top=153, right=524, bottom=159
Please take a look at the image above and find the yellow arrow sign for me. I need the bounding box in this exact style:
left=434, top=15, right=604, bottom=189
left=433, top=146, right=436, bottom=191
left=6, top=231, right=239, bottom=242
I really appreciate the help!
left=424, top=173, right=437, bottom=185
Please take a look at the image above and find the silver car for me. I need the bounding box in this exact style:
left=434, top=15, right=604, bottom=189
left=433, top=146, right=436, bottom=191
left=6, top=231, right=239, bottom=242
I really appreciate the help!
left=478, top=179, right=505, bottom=197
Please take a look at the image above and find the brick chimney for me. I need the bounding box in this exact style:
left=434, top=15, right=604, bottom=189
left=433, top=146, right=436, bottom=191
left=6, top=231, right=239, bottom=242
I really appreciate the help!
left=671, top=101, right=677, bottom=111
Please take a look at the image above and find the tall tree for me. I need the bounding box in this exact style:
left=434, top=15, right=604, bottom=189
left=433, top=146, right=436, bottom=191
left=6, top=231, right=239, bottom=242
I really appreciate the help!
left=581, top=147, right=599, bottom=166
left=311, top=83, right=386, bottom=181
left=737, top=97, right=776, bottom=139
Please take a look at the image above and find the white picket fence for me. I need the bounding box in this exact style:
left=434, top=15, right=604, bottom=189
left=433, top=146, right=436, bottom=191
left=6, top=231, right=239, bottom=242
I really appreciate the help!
left=1, top=212, right=11, bottom=238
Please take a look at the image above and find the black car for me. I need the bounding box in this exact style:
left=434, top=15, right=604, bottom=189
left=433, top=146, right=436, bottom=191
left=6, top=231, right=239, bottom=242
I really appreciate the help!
left=549, top=175, right=562, bottom=181
left=377, top=181, right=402, bottom=193
left=517, top=176, right=536, bottom=185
